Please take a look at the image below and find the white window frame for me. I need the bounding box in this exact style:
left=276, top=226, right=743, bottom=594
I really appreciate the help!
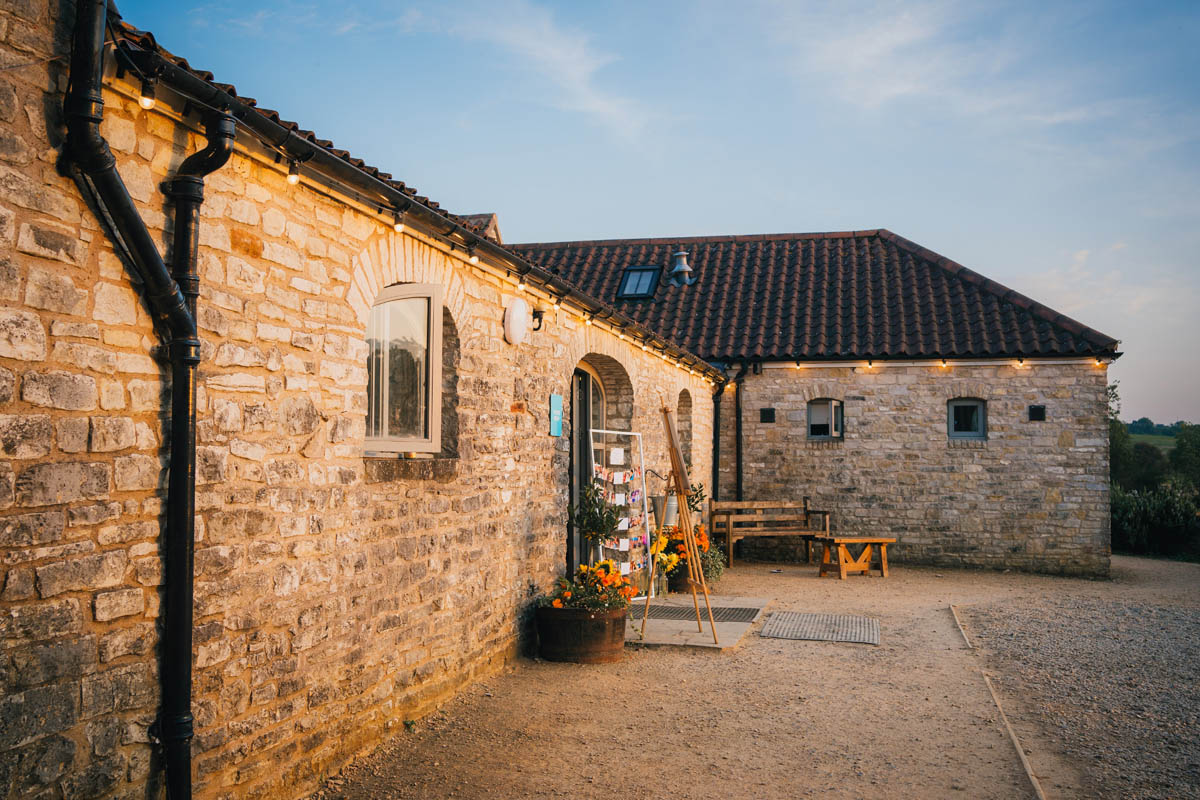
left=947, top=398, right=987, bottom=440
left=365, top=283, right=443, bottom=454
left=807, top=398, right=844, bottom=440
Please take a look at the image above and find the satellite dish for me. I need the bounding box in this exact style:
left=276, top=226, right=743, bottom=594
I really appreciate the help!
left=504, top=297, right=529, bottom=345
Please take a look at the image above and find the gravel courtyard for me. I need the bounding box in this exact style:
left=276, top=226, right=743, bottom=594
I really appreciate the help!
left=310, top=556, right=1198, bottom=800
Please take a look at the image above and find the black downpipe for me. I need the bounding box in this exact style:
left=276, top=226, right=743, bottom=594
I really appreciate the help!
left=731, top=364, right=749, bottom=501
left=157, top=114, right=233, bottom=800
left=711, top=381, right=725, bottom=501
left=66, top=3, right=233, bottom=797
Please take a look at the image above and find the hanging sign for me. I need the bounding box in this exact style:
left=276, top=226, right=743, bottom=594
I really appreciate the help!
left=549, top=393, right=563, bottom=436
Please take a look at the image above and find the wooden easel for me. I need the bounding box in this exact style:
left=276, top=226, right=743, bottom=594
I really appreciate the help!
left=639, top=403, right=719, bottom=645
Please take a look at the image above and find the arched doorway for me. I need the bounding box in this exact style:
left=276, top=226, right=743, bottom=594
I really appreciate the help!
left=568, top=355, right=633, bottom=572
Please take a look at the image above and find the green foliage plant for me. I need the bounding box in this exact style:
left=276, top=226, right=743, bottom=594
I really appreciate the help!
left=568, top=481, right=622, bottom=546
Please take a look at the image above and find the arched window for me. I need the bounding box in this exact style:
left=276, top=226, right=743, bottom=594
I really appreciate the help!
left=677, top=389, right=693, bottom=464
left=806, top=398, right=843, bottom=440
left=365, top=283, right=443, bottom=453
left=948, top=398, right=987, bottom=440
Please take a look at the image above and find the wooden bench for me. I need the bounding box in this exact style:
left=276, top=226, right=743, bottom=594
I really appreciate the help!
left=817, top=536, right=896, bottom=580
left=709, top=498, right=831, bottom=567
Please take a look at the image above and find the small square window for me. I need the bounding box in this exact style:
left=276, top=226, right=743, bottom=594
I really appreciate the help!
left=1028, top=405, right=1046, bottom=422
left=760, top=408, right=775, bottom=423
left=807, top=399, right=843, bottom=440
left=616, top=267, right=661, bottom=299
left=948, top=398, right=986, bottom=439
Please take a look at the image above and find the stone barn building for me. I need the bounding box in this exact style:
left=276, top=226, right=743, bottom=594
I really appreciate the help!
left=514, top=233, right=1119, bottom=577
left=0, top=1, right=1116, bottom=799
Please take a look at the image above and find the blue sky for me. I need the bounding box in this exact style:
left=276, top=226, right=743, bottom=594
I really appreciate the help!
left=119, top=0, right=1200, bottom=422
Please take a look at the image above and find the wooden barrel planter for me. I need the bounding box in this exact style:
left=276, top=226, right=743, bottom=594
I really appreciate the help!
left=535, top=606, right=628, bottom=663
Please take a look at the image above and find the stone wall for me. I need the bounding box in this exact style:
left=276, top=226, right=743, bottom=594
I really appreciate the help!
left=0, top=7, right=713, bottom=798
left=721, top=363, right=1110, bottom=576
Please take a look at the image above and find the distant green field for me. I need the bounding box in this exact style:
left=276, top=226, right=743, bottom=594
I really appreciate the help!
left=1131, top=433, right=1176, bottom=453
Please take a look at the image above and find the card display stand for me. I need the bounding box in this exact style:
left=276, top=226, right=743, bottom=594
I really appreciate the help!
left=589, top=428, right=655, bottom=597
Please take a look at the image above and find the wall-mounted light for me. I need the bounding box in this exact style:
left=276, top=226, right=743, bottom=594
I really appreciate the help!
left=531, top=308, right=545, bottom=331
left=138, top=77, right=156, bottom=110
left=286, top=160, right=300, bottom=185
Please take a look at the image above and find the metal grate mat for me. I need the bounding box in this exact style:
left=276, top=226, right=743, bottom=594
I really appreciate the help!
left=638, top=605, right=762, bottom=623
left=759, top=612, right=879, bottom=645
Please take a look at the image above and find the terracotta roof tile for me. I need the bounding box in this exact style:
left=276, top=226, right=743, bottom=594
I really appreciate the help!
left=510, top=230, right=1119, bottom=362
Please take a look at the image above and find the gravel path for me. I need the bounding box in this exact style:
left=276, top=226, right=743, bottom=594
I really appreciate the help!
left=961, top=558, right=1200, bottom=800
left=309, top=556, right=1196, bottom=800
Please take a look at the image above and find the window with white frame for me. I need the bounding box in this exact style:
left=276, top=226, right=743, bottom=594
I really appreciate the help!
left=947, top=398, right=986, bottom=440
left=807, top=398, right=843, bottom=440
left=365, top=283, right=443, bottom=453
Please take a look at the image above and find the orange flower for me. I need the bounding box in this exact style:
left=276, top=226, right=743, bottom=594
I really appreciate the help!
left=563, top=591, right=572, bottom=599
left=552, top=599, right=563, bottom=608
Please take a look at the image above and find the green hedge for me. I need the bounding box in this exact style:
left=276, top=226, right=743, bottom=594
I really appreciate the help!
left=1111, top=484, right=1200, bottom=557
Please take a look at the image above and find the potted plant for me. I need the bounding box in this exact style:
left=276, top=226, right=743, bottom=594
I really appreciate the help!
left=568, top=481, right=622, bottom=550
left=652, top=523, right=725, bottom=592
left=535, top=560, right=638, bottom=663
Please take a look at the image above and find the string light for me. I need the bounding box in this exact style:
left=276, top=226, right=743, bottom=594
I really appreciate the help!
left=286, top=160, right=300, bottom=185
left=138, top=77, right=156, bottom=110
left=584, top=316, right=592, bottom=326
left=516, top=276, right=526, bottom=291
left=941, top=359, right=948, bottom=368
left=392, top=212, right=405, bottom=233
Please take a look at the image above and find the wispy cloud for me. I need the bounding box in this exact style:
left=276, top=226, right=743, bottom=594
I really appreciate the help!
left=444, top=0, right=650, bottom=140
left=761, top=0, right=1169, bottom=132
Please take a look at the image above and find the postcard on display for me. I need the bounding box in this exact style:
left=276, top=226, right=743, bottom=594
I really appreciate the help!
left=609, top=447, right=625, bottom=465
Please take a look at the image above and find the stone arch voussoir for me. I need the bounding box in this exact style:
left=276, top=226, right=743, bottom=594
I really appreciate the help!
left=344, top=232, right=472, bottom=332
left=799, top=382, right=845, bottom=403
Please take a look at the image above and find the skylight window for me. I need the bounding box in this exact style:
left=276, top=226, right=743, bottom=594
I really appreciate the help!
left=617, top=266, right=661, bottom=299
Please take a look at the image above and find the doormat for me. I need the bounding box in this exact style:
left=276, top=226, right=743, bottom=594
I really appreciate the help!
left=639, top=605, right=762, bottom=623
left=759, top=612, right=879, bottom=645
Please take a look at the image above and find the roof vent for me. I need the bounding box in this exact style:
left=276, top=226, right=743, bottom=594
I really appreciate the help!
left=669, top=250, right=695, bottom=287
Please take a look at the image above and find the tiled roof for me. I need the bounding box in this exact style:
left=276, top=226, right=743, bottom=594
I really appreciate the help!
left=459, top=213, right=503, bottom=244
left=510, top=230, right=1120, bottom=363
left=113, top=22, right=463, bottom=227
left=105, top=16, right=724, bottom=379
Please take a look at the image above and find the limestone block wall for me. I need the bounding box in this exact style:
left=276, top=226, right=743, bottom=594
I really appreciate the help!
left=722, top=363, right=1110, bottom=576
left=0, top=8, right=713, bottom=798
